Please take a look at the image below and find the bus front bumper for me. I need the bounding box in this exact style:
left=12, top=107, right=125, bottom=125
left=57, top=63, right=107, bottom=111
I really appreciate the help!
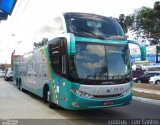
left=66, top=90, right=132, bottom=110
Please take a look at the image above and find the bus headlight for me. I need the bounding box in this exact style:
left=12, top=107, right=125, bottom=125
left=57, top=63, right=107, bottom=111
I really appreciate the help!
left=70, top=89, right=94, bottom=99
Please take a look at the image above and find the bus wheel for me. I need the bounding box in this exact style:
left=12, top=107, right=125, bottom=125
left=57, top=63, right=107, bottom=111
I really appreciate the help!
left=43, top=85, right=57, bottom=108
left=49, top=100, right=55, bottom=108
left=16, top=78, right=18, bottom=88
left=16, top=79, right=20, bottom=90
left=19, top=81, right=24, bottom=91
left=47, top=91, right=57, bottom=108
left=43, top=85, right=49, bottom=103
left=18, top=79, right=22, bottom=90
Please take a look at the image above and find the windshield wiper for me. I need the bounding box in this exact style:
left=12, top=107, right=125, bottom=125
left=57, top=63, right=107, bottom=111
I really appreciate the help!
left=110, top=73, right=131, bottom=80
left=75, top=26, right=106, bottom=40
left=119, top=73, right=132, bottom=80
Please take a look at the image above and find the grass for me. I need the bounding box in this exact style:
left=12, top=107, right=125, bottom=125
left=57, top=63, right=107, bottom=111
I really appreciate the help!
left=133, top=83, right=160, bottom=90
left=133, top=90, right=160, bottom=100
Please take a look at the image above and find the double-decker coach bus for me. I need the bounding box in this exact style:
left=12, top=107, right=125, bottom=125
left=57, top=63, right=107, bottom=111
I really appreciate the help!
left=13, top=12, right=146, bottom=110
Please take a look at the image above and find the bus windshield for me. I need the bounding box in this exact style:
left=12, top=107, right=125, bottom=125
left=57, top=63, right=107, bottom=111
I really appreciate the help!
left=65, top=15, right=125, bottom=39
left=69, top=43, right=131, bottom=84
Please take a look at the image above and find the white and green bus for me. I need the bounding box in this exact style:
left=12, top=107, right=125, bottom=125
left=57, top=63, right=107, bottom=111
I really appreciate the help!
left=14, top=12, right=146, bottom=110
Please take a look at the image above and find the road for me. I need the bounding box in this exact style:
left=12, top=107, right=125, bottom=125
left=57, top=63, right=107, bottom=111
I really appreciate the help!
left=0, top=78, right=160, bottom=125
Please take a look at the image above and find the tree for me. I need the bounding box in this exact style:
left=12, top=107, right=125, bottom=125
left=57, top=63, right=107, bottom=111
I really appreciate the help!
left=0, top=64, right=5, bottom=70
left=154, top=1, right=160, bottom=17
left=119, top=14, right=125, bottom=32
left=133, top=1, right=160, bottom=36
left=34, top=38, right=48, bottom=48
left=124, top=15, right=134, bottom=32
left=118, top=14, right=134, bottom=33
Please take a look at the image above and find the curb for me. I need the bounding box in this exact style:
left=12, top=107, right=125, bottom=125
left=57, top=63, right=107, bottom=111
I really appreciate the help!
left=133, top=96, right=160, bottom=106
left=133, top=88, right=160, bottom=95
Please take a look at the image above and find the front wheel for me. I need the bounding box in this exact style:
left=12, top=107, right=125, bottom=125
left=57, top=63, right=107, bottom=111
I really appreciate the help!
left=4, top=77, right=8, bottom=81
left=16, top=80, right=20, bottom=90
left=43, top=86, right=57, bottom=108
left=16, top=78, right=22, bottom=90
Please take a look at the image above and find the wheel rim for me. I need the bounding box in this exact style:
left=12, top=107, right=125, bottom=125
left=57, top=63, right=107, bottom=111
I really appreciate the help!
left=138, top=80, right=141, bottom=83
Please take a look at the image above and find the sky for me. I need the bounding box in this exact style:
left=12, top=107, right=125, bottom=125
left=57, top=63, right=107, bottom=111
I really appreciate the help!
left=0, top=0, right=158, bottom=64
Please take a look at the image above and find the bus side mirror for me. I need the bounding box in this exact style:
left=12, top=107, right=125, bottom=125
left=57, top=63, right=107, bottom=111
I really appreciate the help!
left=128, top=40, right=146, bottom=61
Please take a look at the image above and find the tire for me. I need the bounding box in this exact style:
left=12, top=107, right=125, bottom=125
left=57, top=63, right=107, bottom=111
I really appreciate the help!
left=15, top=78, right=24, bottom=91
left=4, top=77, right=8, bottom=81
left=17, top=82, right=20, bottom=90
left=19, top=79, right=24, bottom=91
left=19, top=82, right=23, bottom=91
left=43, top=85, right=57, bottom=108
left=49, top=100, right=56, bottom=109
left=16, top=78, right=21, bottom=90
left=155, top=80, right=160, bottom=85
left=137, top=80, right=141, bottom=83
left=43, top=86, right=48, bottom=103
left=16, top=78, right=19, bottom=87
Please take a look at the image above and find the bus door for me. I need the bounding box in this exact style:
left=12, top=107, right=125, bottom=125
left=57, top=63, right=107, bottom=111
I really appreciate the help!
left=48, top=37, right=68, bottom=106
left=59, top=38, right=69, bottom=107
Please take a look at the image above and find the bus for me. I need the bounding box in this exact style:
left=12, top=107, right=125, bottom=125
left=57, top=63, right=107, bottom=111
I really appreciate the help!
left=13, top=12, right=146, bottom=110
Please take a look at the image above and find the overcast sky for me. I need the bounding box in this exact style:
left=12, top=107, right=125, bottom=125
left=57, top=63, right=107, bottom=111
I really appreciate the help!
left=0, top=0, right=158, bottom=64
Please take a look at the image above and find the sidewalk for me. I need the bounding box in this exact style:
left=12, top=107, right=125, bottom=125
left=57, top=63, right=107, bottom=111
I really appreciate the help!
left=133, top=88, right=160, bottom=95
left=133, top=96, right=160, bottom=105
left=133, top=87, right=160, bottom=105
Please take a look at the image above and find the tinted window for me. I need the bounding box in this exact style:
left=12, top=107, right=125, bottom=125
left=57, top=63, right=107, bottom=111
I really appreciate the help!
left=145, top=73, right=151, bottom=77
left=49, top=38, right=68, bottom=77
left=64, top=13, right=125, bottom=39
left=69, top=43, right=131, bottom=81
left=49, top=39, right=61, bottom=74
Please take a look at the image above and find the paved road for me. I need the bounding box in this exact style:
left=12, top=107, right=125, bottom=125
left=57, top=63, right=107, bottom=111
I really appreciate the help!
left=0, top=78, right=160, bottom=125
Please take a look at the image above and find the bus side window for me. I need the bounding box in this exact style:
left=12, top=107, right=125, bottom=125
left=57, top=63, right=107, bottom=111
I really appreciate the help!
left=49, top=39, right=61, bottom=74
left=49, top=37, right=68, bottom=78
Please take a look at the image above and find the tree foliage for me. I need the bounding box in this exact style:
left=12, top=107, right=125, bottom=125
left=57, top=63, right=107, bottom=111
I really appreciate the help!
left=118, top=1, right=160, bottom=37
left=34, top=38, right=48, bottom=48
left=0, top=64, right=5, bottom=70
left=134, top=1, right=160, bottom=35
left=118, top=14, right=134, bottom=33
